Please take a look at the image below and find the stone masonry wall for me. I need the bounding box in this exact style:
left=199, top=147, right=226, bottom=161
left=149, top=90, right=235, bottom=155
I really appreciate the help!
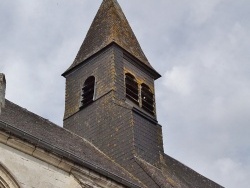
left=0, top=143, right=82, bottom=188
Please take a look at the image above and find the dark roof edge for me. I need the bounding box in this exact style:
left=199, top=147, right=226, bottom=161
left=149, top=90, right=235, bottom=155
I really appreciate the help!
left=164, top=154, right=225, bottom=188
left=62, top=43, right=114, bottom=77
left=62, top=42, right=161, bottom=80
left=0, top=120, right=142, bottom=188
left=132, top=107, right=159, bottom=124
left=122, top=49, right=161, bottom=80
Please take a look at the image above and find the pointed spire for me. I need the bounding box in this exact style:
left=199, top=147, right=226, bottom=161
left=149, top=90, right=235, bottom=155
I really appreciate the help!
left=66, top=0, right=152, bottom=73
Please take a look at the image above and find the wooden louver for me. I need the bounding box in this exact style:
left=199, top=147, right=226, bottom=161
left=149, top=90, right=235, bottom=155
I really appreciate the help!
left=81, top=76, right=95, bottom=108
left=125, top=73, right=139, bottom=105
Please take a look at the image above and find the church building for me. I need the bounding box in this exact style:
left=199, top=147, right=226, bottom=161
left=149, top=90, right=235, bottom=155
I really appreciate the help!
left=0, top=0, right=224, bottom=187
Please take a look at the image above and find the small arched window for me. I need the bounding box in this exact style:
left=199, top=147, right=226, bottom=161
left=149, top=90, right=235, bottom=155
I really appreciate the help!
left=125, top=73, right=139, bottom=105
left=81, top=76, right=95, bottom=108
left=141, top=84, right=154, bottom=115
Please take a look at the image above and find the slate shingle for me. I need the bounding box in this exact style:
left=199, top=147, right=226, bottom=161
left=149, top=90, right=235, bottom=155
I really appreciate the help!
left=0, top=100, right=146, bottom=188
left=64, top=0, right=155, bottom=75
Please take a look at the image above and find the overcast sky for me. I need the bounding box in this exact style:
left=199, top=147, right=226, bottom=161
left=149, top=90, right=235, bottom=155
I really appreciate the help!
left=1, top=0, right=250, bottom=187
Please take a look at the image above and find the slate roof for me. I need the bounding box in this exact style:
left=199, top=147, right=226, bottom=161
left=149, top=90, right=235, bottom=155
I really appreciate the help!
left=0, top=100, right=224, bottom=188
left=135, top=156, right=224, bottom=188
left=0, top=100, right=145, bottom=188
left=65, top=0, right=154, bottom=74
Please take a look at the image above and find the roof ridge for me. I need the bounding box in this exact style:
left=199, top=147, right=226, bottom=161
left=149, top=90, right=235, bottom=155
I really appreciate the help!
left=135, top=156, right=177, bottom=188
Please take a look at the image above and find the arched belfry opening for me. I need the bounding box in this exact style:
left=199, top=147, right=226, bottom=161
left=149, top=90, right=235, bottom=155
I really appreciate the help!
left=81, top=76, right=95, bottom=108
left=125, top=73, right=139, bottom=105
left=141, top=83, right=155, bottom=115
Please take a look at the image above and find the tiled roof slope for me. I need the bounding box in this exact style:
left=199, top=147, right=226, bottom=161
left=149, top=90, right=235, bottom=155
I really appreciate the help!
left=0, top=100, right=224, bottom=188
left=66, top=0, right=152, bottom=73
left=0, top=100, right=146, bottom=188
left=163, top=155, right=224, bottom=188
left=135, top=156, right=224, bottom=188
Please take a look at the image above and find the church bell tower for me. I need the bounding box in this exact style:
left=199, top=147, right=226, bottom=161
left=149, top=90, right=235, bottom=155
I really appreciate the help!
left=62, top=0, right=164, bottom=173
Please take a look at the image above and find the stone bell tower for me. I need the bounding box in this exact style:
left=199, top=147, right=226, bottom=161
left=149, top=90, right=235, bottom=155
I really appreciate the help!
left=62, top=0, right=164, bottom=177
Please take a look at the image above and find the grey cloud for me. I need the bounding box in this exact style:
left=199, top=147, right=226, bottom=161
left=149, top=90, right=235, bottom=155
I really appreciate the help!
left=155, top=0, right=250, bottom=187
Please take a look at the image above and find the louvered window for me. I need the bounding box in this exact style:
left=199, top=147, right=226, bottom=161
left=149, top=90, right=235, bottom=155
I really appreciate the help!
left=125, top=73, right=139, bottom=105
left=81, top=76, right=95, bottom=108
left=141, top=83, right=154, bottom=115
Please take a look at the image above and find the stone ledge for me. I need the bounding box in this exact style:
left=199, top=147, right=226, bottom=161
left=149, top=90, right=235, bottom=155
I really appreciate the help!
left=58, top=159, right=74, bottom=172
left=33, top=148, right=62, bottom=168
left=72, top=167, right=125, bottom=188
left=0, top=130, right=73, bottom=173
left=0, top=130, right=126, bottom=188
left=7, top=137, right=35, bottom=155
left=0, top=131, right=9, bottom=144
